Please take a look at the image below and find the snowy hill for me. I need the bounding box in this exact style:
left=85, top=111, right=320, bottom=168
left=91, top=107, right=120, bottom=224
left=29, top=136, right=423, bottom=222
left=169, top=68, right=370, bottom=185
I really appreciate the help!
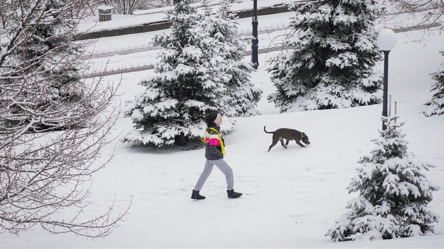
left=2, top=6, right=444, bottom=249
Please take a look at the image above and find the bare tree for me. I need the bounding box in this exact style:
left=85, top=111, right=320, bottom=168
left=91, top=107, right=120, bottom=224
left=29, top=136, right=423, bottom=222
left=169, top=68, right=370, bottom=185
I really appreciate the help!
left=384, top=0, right=444, bottom=30
left=103, top=0, right=143, bottom=14
left=384, top=1, right=444, bottom=116
left=101, top=0, right=176, bottom=14
left=111, top=0, right=140, bottom=14
left=0, top=0, right=129, bottom=237
left=138, top=0, right=173, bottom=9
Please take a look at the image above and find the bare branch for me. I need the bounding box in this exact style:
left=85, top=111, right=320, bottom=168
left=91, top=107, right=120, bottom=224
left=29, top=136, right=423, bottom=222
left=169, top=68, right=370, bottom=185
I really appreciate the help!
left=383, top=0, right=444, bottom=31
left=1, top=0, right=128, bottom=238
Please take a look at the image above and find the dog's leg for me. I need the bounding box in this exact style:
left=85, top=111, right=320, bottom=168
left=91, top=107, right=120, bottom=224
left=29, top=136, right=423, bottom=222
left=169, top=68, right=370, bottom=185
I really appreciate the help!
left=279, top=138, right=287, bottom=149
left=295, top=140, right=306, bottom=147
left=285, top=139, right=290, bottom=146
left=267, top=136, right=279, bottom=152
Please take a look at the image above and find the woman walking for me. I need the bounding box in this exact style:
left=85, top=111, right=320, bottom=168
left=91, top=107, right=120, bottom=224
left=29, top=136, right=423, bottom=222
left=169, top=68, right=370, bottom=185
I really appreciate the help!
left=191, top=112, right=242, bottom=200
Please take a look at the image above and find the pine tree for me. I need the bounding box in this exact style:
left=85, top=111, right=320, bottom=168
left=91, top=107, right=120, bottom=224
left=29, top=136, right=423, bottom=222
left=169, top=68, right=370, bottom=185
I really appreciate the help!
left=326, top=116, right=440, bottom=241
left=124, top=0, right=261, bottom=146
left=423, top=67, right=444, bottom=116
left=3, top=0, right=85, bottom=130
left=198, top=0, right=262, bottom=117
left=267, top=0, right=384, bottom=112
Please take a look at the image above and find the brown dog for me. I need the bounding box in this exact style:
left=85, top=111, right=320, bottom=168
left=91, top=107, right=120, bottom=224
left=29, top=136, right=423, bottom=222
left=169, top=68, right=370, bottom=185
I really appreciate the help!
left=264, top=126, right=310, bottom=152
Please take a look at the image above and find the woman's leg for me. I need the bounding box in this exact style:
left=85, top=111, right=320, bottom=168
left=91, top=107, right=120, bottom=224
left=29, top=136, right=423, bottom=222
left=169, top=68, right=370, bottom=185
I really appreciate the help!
left=194, top=160, right=214, bottom=191
left=211, top=159, right=234, bottom=191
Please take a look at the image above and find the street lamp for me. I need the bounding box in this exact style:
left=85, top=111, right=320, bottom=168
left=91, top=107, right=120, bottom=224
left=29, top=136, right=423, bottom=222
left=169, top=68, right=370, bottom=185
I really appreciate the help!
left=251, top=0, right=258, bottom=68
left=377, top=29, right=397, bottom=130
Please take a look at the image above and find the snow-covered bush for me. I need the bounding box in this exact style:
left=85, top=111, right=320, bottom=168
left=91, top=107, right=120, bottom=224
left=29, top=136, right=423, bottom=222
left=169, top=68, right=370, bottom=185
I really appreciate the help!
left=124, top=0, right=261, bottom=146
left=326, top=116, right=440, bottom=241
left=267, top=0, right=384, bottom=112
left=423, top=67, right=444, bottom=116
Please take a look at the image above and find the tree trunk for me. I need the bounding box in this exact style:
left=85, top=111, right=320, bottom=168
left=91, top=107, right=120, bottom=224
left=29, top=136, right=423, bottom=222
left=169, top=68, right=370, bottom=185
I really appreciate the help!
left=174, top=133, right=188, bottom=146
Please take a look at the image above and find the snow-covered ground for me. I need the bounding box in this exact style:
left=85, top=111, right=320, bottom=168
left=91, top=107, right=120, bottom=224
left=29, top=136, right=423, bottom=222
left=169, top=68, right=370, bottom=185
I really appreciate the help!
left=2, top=7, right=444, bottom=249
left=83, top=11, right=295, bottom=74
left=79, top=0, right=295, bottom=32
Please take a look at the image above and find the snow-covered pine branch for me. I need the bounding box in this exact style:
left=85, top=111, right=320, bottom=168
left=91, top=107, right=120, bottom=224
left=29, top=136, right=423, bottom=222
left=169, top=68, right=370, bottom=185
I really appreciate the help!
left=423, top=66, right=444, bottom=116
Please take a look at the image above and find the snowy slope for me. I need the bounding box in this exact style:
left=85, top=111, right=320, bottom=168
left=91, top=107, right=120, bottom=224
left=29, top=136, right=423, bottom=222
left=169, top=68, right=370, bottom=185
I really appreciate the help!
left=1, top=9, right=444, bottom=249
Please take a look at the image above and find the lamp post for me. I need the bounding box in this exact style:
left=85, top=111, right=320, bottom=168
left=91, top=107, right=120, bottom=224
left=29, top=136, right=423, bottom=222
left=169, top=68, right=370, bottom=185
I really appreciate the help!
left=377, top=29, right=397, bottom=130
left=251, top=0, right=258, bottom=68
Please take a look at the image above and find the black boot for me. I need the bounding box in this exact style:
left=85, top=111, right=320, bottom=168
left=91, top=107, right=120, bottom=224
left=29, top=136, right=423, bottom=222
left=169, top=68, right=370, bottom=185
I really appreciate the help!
left=227, top=189, right=242, bottom=198
left=191, top=190, right=206, bottom=200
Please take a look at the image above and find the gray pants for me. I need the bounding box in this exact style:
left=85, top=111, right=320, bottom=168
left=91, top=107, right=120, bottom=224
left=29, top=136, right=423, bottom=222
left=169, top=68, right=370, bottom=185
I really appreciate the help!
left=194, top=159, right=234, bottom=191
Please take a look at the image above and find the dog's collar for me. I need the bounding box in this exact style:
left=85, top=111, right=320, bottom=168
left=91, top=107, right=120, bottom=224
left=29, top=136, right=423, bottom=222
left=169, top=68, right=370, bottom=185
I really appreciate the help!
left=301, top=132, right=305, bottom=139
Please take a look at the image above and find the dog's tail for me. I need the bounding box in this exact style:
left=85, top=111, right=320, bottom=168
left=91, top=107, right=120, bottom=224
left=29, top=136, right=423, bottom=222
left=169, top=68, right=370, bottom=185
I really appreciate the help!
left=264, top=126, right=274, bottom=134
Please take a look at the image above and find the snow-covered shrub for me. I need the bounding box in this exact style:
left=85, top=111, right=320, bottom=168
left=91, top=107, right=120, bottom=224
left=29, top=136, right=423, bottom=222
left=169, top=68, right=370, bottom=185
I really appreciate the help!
left=267, top=0, right=384, bottom=112
left=124, top=0, right=261, bottom=146
left=326, top=116, right=440, bottom=241
left=423, top=67, right=444, bottom=116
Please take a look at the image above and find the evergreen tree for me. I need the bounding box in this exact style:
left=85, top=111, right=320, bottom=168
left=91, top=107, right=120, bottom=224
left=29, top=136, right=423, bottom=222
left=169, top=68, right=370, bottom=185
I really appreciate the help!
left=423, top=67, right=444, bottom=116
left=267, top=0, right=384, bottom=112
left=198, top=0, right=262, bottom=117
left=326, top=116, right=440, bottom=241
left=124, top=0, right=260, bottom=146
left=2, top=0, right=85, bottom=130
